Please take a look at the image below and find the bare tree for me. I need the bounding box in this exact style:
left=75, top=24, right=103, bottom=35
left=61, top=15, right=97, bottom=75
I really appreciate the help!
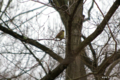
left=0, top=0, right=120, bottom=80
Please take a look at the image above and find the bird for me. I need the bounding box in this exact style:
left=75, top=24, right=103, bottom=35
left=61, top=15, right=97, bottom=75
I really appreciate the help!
left=55, top=30, right=64, bottom=40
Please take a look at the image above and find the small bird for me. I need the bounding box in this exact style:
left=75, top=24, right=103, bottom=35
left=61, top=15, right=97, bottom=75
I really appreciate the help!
left=55, top=30, right=64, bottom=40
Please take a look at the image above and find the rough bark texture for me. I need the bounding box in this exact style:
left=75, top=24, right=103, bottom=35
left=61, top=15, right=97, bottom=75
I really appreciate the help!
left=65, top=0, right=87, bottom=79
left=66, top=51, right=86, bottom=80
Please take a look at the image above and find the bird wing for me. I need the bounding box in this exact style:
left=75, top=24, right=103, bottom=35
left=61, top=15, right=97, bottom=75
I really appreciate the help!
left=55, top=31, right=62, bottom=38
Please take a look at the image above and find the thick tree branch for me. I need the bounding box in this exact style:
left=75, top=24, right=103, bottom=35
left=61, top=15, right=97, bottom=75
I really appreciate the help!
left=82, top=35, right=96, bottom=63
left=106, top=59, right=120, bottom=76
left=97, top=51, right=120, bottom=75
left=50, top=0, right=68, bottom=11
left=70, top=0, right=82, bottom=18
left=0, top=26, right=63, bottom=63
left=82, top=35, right=97, bottom=69
left=81, top=55, right=93, bottom=70
left=41, top=57, right=73, bottom=80
left=75, top=0, right=120, bottom=56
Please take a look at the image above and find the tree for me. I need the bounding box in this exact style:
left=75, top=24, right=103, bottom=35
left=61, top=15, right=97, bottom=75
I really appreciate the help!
left=0, top=0, right=120, bottom=80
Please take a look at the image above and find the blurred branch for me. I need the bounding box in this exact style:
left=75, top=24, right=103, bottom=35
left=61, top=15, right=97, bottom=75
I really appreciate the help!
left=0, top=52, right=30, bottom=54
left=94, top=0, right=118, bottom=53
left=0, top=0, right=3, bottom=12
left=0, top=25, right=63, bottom=63
left=0, top=0, right=12, bottom=18
left=22, top=42, right=48, bottom=75
left=0, top=53, right=38, bottom=80
left=98, top=36, right=111, bottom=60
left=75, top=0, right=120, bottom=56
left=84, top=0, right=94, bottom=22
left=82, top=35, right=97, bottom=67
left=106, top=59, right=120, bottom=76
left=97, top=50, right=120, bottom=75
left=0, top=6, right=48, bottom=25
left=49, top=0, right=69, bottom=16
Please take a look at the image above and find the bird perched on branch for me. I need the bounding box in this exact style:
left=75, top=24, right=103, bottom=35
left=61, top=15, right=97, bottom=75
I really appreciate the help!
left=55, top=30, right=64, bottom=41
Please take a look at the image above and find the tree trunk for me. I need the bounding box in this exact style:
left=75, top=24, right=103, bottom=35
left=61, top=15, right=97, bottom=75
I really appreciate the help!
left=65, top=0, right=87, bottom=80
left=51, top=0, right=87, bottom=79
left=66, top=52, right=87, bottom=80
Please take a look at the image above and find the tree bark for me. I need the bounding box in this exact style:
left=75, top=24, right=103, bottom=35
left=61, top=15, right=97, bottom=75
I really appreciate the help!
left=64, top=0, right=87, bottom=80
left=50, top=0, right=86, bottom=79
